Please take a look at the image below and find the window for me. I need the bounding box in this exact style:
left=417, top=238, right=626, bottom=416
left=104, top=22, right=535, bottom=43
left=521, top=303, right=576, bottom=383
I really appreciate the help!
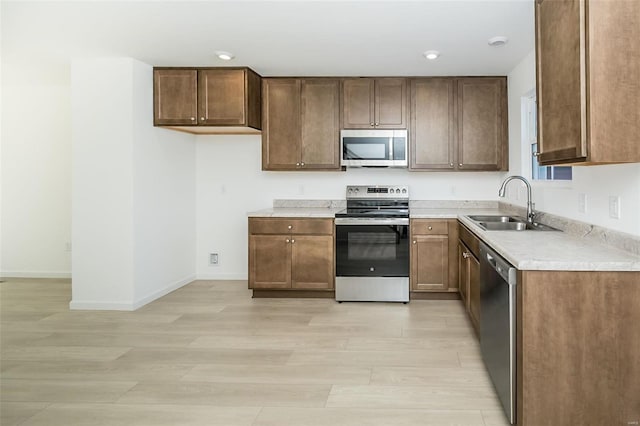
left=525, top=94, right=572, bottom=181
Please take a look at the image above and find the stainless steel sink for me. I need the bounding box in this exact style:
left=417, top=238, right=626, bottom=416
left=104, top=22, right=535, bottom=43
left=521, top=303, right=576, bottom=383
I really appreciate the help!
left=465, top=215, right=560, bottom=232
left=467, top=215, right=524, bottom=223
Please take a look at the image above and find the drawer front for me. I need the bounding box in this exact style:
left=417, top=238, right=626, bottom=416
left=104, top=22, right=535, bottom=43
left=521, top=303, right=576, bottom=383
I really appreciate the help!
left=411, top=219, right=449, bottom=235
left=249, top=218, right=333, bottom=235
left=458, top=222, right=480, bottom=259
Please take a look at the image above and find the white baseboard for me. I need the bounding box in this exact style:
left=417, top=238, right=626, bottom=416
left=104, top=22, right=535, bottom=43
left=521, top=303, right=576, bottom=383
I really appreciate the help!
left=131, top=274, right=196, bottom=310
left=69, top=274, right=196, bottom=311
left=195, top=273, right=247, bottom=280
left=1, top=271, right=72, bottom=279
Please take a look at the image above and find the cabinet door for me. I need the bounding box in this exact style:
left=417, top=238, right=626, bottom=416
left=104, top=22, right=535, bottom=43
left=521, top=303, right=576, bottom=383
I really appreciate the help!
left=375, top=78, right=407, bottom=129
left=535, top=0, right=587, bottom=164
left=249, top=234, right=291, bottom=289
left=342, top=79, right=374, bottom=129
left=457, top=78, right=507, bottom=171
left=458, top=242, right=470, bottom=309
left=301, top=79, right=341, bottom=170
left=410, top=235, right=449, bottom=291
left=262, top=79, right=301, bottom=170
left=153, top=69, right=198, bottom=126
left=468, top=252, right=480, bottom=334
left=410, top=78, right=455, bottom=170
left=198, top=69, right=246, bottom=126
left=291, top=235, right=334, bottom=290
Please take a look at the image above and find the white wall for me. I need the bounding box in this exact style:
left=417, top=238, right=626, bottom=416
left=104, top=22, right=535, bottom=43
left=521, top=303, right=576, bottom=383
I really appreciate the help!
left=195, top=136, right=505, bottom=279
left=1, top=63, right=72, bottom=278
left=505, top=51, right=640, bottom=236
left=71, top=58, right=196, bottom=310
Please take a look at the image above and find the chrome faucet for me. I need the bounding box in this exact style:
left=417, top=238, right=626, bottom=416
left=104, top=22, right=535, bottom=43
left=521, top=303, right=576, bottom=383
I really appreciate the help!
left=498, top=175, right=536, bottom=223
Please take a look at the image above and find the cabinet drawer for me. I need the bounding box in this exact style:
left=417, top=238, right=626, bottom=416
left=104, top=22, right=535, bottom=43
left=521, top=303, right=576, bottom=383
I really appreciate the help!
left=249, top=218, right=333, bottom=235
left=411, top=220, right=449, bottom=235
left=458, top=222, right=480, bottom=259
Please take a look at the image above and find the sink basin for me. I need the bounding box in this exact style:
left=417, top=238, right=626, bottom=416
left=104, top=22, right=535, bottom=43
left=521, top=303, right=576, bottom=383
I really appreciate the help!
left=467, top=215, right=524, bottom=223
left=465, top=215, right=560, bottom=232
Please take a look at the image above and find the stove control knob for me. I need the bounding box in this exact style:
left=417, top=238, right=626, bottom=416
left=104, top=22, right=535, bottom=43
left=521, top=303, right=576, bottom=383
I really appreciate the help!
left=369, top=267, right=375, bottom=272
left=402, top=188, right=407, bottom=194
left=390, top=189, right=395, bottom=194
left=354, top=188, right=359, bottom=193
left=348, top=188, right=353, bottom=194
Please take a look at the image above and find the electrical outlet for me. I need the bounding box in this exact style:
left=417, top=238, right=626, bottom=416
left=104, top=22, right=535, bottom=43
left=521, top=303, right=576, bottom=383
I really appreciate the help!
left=608, top=196, right=621, bottom=219
left=209, top=253, right=219, bottom=265
left=578, top=193, right=587, bottom=214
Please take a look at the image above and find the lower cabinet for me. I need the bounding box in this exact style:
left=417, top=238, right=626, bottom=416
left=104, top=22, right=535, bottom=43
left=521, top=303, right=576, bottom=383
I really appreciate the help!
left=248, top=218, right=334, bottom=292
left=410, top=219, right=458, bottom=294
left=458, top=222, right=481, bottom=335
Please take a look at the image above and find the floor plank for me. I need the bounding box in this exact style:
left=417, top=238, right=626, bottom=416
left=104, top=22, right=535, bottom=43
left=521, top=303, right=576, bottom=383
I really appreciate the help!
left=0, top=278, right=505, bottom=425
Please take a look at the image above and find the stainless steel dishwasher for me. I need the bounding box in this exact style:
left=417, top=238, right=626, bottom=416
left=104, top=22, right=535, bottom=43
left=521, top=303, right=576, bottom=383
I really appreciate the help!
left=479, top=242, right=517, bottom=425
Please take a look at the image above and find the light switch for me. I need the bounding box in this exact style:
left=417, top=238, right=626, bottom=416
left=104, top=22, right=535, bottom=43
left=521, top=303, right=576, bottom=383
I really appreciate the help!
left=578, top=193, right=587, bottom=214
left=608, top=196, right=621, bottom=219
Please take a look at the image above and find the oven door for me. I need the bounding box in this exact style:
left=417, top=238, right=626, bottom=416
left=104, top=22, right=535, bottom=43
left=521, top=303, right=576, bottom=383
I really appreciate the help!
left=335, top=218, right=409, bottom=277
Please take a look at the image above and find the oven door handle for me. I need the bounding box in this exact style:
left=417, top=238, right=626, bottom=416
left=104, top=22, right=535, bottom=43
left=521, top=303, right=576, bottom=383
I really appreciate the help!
left=335, top=218, right=409, bottom=226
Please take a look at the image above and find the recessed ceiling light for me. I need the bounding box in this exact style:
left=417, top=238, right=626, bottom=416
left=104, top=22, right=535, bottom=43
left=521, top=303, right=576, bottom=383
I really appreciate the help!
left=215, top=51, right=235, bottom=61
left=423, top=50, right=440, bottom=60
left=488, top=36, right=509, bottom=47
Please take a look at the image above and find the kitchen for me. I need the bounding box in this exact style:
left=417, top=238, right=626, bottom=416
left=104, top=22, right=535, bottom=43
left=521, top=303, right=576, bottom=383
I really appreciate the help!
left=2, top=1, right=640, bottom=425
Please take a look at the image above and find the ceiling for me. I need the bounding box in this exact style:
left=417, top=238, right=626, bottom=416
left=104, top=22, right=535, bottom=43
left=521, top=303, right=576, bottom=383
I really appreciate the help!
left=2, top=0, right=535, bottom=77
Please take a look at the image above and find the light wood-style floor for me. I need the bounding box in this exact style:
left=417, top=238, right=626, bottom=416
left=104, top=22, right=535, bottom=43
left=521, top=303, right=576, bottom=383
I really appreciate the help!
left=1, top=278, right=509, bottom=426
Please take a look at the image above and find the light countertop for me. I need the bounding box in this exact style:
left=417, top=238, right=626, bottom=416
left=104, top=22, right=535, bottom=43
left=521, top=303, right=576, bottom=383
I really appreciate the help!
left=247, top=206, right=640, bottom=271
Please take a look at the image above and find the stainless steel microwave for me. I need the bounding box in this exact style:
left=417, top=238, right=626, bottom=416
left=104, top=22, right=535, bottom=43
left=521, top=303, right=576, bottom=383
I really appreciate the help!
left=340, top=129, right=408, bottom=167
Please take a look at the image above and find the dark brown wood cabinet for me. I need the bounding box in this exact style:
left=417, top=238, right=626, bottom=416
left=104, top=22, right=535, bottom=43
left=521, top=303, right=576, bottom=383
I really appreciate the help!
left=535, top=0, right=640, bottom=165
left=342, top=78, right=407, bottom=129
left=410, top=219, right=458, bottom=294
left=517, top=270, right=640, bottom=425
left=410, top=77, right=508, bottom=171
left=458, top=222, right=481, bottom=335
left=153, top=67, right=261, bottom=134
left=248, top=218, right=334, bottom=292
left=262, top=78, right=341, bottom=171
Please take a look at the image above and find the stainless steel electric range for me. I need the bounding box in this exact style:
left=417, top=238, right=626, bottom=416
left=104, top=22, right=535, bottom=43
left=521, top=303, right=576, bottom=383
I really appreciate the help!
left=334, top=185, right=410, bottom=303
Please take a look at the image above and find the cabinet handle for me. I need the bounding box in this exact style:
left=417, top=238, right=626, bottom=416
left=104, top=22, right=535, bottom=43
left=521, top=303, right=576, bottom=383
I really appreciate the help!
left=450, top=162, right=454, bottom=167
left=296, top=163, right=300, bottom=166
left=301, top=162, right=305, bottom=166
left=428, top=226, right=433, bottom=230
left=286, top=239, right=290, bottom=243
left=200, top=117, right=205, bottom=121
left=459, top=163, right=463, bottom=167
left=375, top=122, right=379, bottom=126
left=190, top=117, right=195, bottom=121
left=412, top=240, right=417, bottom=244
left=291, top=239, right=295, bottom=243
left=370, top=122, right=374, bottom=126
left=288, top=225, right=292, bottom=229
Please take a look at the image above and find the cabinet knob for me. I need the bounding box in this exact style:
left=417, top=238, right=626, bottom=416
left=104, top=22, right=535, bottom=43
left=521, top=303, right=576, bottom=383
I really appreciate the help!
left=190, top=117, right=196, bottom=121
left=412, top=240, right=417, bottom=244
left=375, top=122, right=379, bottom=126
left=288, top=225, right=292, bottom=229
left=428, top=226, right=433, bottom=230
left=200, top=117, right=205, bottom=121
left=370, top=123, right=374, bottom=126
left=296, top=163, right=300, bottom=166
left=533, top=152, right=541, bottom=157
left=301, top=162, right=305, bottom=166
left=463, top=252, right=470, bottom=259
left=286, top=239, right=290, bottom=243
left=459, top=163, right=463, bottom=167
left=291, top=239, right=295, bottom=243
left=450, top=162, right=454, bottom=167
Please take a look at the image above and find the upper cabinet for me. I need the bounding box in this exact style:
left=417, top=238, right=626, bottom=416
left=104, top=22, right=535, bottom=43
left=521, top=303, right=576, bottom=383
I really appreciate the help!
left=153, top=67, right=261, bottom=134
left=535, top=0, right=640, bottom=165
left=262, top=78, right=341, bottom=171
left=410, top=77, right=508, bottom=171
left=342, top=78, right=408, bottom=129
